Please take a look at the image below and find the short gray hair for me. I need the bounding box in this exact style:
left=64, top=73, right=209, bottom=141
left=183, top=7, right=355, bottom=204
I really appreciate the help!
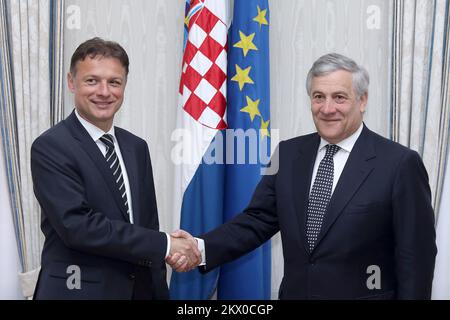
left=306, top=53, right=370, bottom=98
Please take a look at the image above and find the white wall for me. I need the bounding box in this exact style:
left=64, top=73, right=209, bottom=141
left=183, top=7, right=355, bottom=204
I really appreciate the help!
left=0, top=138, right=23, bottom=299
left=62, top=0, right=392, bottom=298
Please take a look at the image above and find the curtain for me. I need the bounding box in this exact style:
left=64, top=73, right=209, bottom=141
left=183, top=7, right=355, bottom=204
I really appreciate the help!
left=50, top=0, right=65, bottom=126
left=0, top=1, right=22, bottom=298
left=0, top=0, right=65, bottom=297
left=391, top=0, right=450, bottom=213
left=0, top=0, right=26, bottom=274
left=432, top=142, right=450, bottom=299
left=0, top=137, right=22, bottom=299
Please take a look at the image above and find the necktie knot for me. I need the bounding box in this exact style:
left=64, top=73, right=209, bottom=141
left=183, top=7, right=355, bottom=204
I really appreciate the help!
left=100, top=134, right=115, bottom=151
left=325, top=144, right=340, bottom=158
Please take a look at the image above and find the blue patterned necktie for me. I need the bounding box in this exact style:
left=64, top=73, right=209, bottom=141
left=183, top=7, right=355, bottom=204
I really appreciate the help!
left=100, top=134, right=130, bottom=218
left=306, top=144, right=341, bottom=251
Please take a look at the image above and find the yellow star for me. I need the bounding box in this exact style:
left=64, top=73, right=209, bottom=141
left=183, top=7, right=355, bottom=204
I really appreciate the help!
left=233, top=31, right=258, bottom=57
left=260, top=118, right=270, bottom=139
left=253, top=6, right=269, bottom=28
left=241, top=96, right=262, bottom=122
left=231, top=65, right=254, bottom=91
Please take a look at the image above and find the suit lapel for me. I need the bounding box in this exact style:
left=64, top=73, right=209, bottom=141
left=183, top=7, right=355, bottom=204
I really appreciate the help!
left=314, top=126, right=376, bottom=250
left=115, top=129, right=141, bottom=226
left=292, top=134, right=320, bottom=254
left=64, top=112, right=130, bottom=222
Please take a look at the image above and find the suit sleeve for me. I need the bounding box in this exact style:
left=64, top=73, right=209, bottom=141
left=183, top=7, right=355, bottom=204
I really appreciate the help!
left=201, top=147, right=281, bottom=272
left=31, top=136, right=167, bottom=266
left=392, top=150, right=437, bottom=299
left=143, top=140, right=161, bottom=232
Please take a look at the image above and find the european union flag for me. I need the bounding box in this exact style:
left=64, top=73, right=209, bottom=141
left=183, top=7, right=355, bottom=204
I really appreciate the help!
left=218, top=0, right=271, bottom=299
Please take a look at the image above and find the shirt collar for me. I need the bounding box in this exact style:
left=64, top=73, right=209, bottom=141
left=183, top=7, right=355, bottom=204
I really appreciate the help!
left=318, top=122, right=364, bottom=153
left=74, top=109, right=116, bottom=142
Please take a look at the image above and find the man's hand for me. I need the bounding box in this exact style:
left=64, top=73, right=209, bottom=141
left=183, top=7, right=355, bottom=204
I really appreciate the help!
left=166, top=229, right=201, bottom=272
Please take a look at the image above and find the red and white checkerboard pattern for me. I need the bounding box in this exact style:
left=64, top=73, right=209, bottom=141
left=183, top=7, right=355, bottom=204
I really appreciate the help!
left=179, top=1, right=228, bottom=129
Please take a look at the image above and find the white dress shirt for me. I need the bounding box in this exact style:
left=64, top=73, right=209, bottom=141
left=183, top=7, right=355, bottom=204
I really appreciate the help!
left=75, top=110, right=135, bottom=223
left=74, top=110, right=171, bottom=257
left=310, top=123, right=364, bottom=195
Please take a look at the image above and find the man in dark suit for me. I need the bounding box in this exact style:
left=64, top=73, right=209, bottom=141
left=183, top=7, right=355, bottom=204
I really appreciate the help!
left=31, top=38, right=200, bottom=299
left=170, top=53, right=437, bottom=299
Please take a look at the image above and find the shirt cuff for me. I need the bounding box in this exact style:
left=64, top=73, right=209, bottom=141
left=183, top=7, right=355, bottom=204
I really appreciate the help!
left=165, top=233, right=171, bottom=259
left=196, top=238, right=206, bottom=266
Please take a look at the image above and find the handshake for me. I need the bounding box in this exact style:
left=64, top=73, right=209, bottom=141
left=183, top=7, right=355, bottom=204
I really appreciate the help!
left=166, top=230, right=202, bottom=272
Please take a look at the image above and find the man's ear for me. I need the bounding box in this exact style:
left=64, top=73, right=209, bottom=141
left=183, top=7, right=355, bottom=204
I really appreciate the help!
left=67, top=72, right=75, bottom=93
left=359, top=92, right=368, bottom=113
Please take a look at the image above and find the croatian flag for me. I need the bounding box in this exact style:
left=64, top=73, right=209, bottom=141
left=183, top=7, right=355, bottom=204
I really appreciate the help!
left=170, top=0, right=231, bottom=300
left=170, top=0, right=271, bottom=300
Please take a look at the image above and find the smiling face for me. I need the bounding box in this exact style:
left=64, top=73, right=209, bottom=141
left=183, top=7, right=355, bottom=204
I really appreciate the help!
left=68, top=56, right=127, bottom=132
left=310, top=70, right=367, bottom=144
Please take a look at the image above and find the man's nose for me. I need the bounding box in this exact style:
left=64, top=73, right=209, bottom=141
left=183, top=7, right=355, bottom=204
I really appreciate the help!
left=321, top=99, right=336, bottom=114
left=97, top=81, right=110, bottom=97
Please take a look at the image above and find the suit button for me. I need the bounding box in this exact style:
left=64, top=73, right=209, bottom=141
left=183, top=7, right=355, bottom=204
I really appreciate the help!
left=129, top=274, right=136, bottom=280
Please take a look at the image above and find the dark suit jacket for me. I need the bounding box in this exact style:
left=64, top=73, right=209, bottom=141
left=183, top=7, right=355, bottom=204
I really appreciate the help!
left=31, top=111, right=169, bottom=299
left=201, top=125, right=437, bottom=299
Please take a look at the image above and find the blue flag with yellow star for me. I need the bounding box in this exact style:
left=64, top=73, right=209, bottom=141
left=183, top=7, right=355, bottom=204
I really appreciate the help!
left=218, top=0, right=271, bottom=299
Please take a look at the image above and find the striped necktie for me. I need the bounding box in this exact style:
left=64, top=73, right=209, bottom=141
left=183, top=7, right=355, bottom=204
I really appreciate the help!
left=100, top=134, right=130, bottom=218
